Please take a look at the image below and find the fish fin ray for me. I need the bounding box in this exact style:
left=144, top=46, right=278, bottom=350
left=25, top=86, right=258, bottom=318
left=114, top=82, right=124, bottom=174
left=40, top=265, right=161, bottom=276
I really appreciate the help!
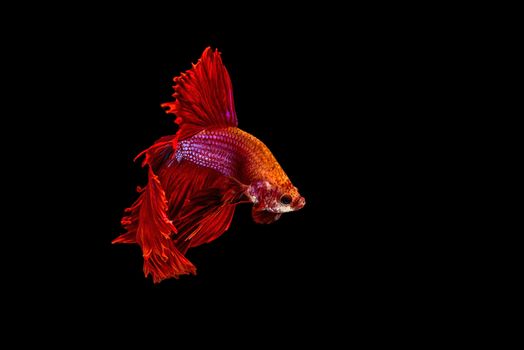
left=114, top=166, right=196, bottom=283
left=161, top=47, right=238, bottom=140
left=173, top=177, right=247, bottom=253
left=134, top=134, right=178, bottom=170
left=160, top=160, right=225, bottom=221
left=252, top=208, right=282, bottom=224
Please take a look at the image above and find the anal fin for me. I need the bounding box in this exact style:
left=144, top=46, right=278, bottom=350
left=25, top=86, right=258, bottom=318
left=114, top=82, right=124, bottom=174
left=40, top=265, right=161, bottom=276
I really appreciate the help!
left=173, top=176, right=248, bottom=254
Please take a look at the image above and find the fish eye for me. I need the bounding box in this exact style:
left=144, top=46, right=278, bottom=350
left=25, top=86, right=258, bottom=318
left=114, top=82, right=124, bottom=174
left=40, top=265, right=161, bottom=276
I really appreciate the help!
left=280, top=194, right=292, bottom=205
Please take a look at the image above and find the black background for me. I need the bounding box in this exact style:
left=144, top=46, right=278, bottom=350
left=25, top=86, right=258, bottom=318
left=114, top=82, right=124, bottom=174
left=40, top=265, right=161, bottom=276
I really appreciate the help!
left=17, top=16, right=455, bottom=335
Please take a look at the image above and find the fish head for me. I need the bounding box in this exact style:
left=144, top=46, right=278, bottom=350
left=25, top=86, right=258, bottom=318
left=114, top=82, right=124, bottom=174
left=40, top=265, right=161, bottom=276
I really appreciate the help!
left=247, top=180, right=305, bottom=214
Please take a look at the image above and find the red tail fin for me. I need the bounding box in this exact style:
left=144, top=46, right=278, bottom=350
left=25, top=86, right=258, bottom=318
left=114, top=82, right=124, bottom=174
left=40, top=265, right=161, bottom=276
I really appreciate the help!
left=114, top=166, right=196, bottom=283
left=161, top=47, right=238, bottom=140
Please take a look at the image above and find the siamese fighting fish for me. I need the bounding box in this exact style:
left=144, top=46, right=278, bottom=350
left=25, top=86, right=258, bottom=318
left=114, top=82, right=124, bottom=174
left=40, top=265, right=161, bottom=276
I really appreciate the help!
left=113, top=47, right=305, bottom=282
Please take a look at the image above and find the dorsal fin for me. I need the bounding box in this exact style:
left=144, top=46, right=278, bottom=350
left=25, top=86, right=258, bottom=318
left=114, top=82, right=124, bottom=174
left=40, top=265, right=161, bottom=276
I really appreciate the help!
left=161, top=47, right=238, bottom=140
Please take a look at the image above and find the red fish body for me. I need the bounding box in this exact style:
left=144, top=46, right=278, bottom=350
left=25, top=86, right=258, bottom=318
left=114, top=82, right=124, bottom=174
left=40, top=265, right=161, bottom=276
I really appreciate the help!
left=113, top=48, right=305, bottom=283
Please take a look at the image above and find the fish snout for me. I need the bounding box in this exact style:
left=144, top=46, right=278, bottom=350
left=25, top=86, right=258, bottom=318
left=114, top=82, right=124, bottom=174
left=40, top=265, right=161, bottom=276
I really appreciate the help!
left=294, top=196, right=306, bottom=210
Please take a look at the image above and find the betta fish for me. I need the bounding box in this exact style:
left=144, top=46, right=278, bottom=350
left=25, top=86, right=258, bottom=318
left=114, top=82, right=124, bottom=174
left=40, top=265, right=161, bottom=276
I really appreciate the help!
left=113, top=47, right=305, bottom=283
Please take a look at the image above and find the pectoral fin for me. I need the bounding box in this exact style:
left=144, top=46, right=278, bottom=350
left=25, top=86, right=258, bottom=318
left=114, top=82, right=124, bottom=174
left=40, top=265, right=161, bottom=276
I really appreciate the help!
left=252, top=207, right=282, bottom=224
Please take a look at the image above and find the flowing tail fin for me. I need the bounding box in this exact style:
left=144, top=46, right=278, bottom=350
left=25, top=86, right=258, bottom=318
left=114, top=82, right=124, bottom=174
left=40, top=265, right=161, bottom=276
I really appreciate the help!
left=113, top=139, right=196, bottom=283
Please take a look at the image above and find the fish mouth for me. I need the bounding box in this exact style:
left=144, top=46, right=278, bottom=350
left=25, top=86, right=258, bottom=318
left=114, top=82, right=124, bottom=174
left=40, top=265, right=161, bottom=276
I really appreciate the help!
left=294, top=196, right=306, bottom=210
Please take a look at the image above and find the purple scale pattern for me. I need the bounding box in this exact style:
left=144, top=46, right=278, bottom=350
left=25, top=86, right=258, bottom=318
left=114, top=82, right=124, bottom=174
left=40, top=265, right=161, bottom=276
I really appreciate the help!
left=176, top=127, right=286, bottom=185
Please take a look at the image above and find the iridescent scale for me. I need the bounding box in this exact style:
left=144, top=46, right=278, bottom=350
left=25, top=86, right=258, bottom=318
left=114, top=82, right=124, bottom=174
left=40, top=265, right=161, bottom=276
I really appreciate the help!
left=176, top=127, right=289, bottom=185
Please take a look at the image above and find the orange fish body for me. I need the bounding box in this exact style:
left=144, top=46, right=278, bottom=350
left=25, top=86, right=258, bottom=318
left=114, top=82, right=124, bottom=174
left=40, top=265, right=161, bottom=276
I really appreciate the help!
left=113, top=48, right=305, bottom=283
